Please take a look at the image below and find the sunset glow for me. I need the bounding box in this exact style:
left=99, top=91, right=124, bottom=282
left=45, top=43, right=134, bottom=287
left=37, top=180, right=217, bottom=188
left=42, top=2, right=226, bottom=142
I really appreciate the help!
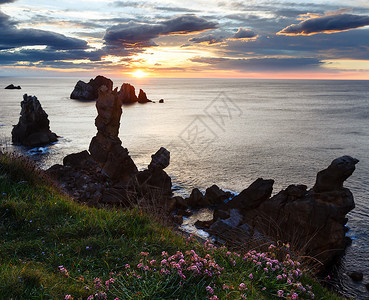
left=131, top=69, right=149, bottom=78
left=0, top=1, right=369, bottom=78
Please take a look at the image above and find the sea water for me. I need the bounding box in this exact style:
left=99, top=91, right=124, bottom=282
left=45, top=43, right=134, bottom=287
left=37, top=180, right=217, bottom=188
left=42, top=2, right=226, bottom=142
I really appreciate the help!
left=0, top=77, right=368, bottom=298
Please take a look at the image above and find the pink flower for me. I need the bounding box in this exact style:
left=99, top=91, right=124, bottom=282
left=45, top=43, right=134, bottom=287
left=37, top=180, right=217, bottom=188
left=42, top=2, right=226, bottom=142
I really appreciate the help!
left=239, top=283, right=247, bottom=290
left=125, top=264, right=130, bottom=269
left=65, top=296, right=73, bottom=300
left=161, top=251, right=168, bottom=257
left=206, top=286, right=214, bottom=295
left=277, top=290, right=283, bottom=297
left=210, top=296, right=218, bottom=300
left=140, top=252, right=149, bottom=256
left=291, top=292, right=298, bottom=299
left=87, top=296, right=94, bottom=300
left=222, top=284, right=230, bottom=290
left=248, top=273, right=253, bottom=279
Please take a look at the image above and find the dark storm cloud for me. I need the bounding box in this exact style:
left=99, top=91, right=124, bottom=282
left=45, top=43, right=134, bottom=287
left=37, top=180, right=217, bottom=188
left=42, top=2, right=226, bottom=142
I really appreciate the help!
left=223, top=29, right=369, bottom=60
left=233, top=28, right=257, bottom=39
left=190, top=56, right=322, bottom=71
left=189, top=34, right=223, bottom=44
left=278, top=13, right=369, bottom=35
left=104, top=14, right=217, bottom=48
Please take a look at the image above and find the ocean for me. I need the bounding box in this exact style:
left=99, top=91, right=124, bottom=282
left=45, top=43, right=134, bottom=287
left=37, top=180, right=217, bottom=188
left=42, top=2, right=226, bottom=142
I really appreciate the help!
left=1, top=77, right=368, bottom=298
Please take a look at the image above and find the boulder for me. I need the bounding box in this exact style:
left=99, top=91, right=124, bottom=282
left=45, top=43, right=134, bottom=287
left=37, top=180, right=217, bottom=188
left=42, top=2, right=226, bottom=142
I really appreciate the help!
left=11, top=94, right=58, bottom=147
left=149, top=147, right=170, bottom=171
left=348, top=271, right=363, bottom=282
left=63, top=150, right=93, bottom=168
left=225, top=178, right=274, bottom=210
left=5, top=84, right=21, bottom=89
left=159, top=99, right=164, bottom=103
left=136, top=167, right=172, bottom=196
left=70, top=76, right=113, bottom=100
left=138, top=89, right=151, bottom=103
left=204, top=184, right=229, bottom=205
left=187, top=188, right=208, bottom=207
left=313, top=156, right=359, bottom=193
left=118, top=83, right=138, bottom=104
left=89, top=86, right=137, bottom=182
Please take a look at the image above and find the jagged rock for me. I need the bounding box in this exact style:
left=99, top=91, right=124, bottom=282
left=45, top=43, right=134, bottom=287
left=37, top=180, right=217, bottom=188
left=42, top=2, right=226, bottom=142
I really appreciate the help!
left=11, top=94, right=58, bottom=147
left=89, top=86, right=137, bottom=182
left=63, top=150, right=92, bottom=168
left=138, top=89, right=151, bottom=103
left=136, top=168, right=172, bottom=196
left=149, top=147, right=170, bottom=171
left=187, top=188, right=208, bottom=207
left=204, top=185, right=229, bottom=205
left=225, top=178, right=274, bottom=210
left=159, top=99, right=164, bottom=103
left=194, top=219, right=214, bottom=229
left=70, top=76, right=113, bottom=100
left=173, top=196, right=188, bottom=210
left=118, top=83, right=138, bottom=104
left=5, top=84, right=21, bottom=89
left=313, top=156, right=359, bottom=193
left=348, top=271, right=363, bottom=282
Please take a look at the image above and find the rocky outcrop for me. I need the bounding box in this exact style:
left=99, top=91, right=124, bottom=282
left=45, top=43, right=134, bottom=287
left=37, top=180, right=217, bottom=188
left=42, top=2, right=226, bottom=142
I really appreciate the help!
left=118, top=83, right=138, bottom=104
left=70, top=76, right=113, bottom=100
left=5, top=84, right=21, bottom=89
left=203, top=156, right=358, bottom=267
left=11, top=94, right=58, bottom=147
left=137, top=147, right=172, bottom=196
left=89, top=86, right=137, bottom=182
left=138, top=89, right=152, bottom=103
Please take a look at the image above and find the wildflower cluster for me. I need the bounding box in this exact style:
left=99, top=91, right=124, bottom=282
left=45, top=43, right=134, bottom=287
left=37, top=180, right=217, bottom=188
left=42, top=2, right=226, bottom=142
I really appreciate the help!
left=59, top=242, right=318, bottom=299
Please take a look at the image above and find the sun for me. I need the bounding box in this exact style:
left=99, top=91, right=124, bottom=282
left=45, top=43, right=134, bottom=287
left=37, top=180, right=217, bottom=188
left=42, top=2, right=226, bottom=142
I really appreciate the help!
left=131, top=69, right=148, bottom=78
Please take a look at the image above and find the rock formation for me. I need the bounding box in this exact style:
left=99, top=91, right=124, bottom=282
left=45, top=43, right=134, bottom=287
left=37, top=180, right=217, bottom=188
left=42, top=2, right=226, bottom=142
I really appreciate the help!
left=5, top=84, right=21, bottom=89
left=137, top=147, right=172, bottom=196
left=138, top=89, right=152, bottom=103
left=89, top=86, right=137, bottom=182
left=203, top=156, right=359, bottom=267
left=118, top=83, right=138, bottom=104
left=12, top=94, right=58, bottom=147
left=70, top=75, right=113, bottom=100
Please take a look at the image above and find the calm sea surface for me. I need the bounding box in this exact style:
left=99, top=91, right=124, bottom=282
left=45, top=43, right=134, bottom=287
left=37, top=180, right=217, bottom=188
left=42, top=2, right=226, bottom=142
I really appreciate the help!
left=0, top=77, right=368, bottom=298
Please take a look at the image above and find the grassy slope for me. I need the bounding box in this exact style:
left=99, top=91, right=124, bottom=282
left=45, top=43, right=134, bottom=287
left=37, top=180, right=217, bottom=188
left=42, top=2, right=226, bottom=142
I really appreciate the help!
left=0, top=153, right=343, bottom=299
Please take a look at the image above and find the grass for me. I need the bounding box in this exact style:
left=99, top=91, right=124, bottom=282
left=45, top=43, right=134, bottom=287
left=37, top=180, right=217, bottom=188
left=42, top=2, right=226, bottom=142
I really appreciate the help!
left=0, top=152, right=344, bottom=299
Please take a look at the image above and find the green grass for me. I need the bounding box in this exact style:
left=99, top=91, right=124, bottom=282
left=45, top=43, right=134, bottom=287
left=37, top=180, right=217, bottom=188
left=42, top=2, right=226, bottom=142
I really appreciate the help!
left=0, top=152, right=344, bottom=299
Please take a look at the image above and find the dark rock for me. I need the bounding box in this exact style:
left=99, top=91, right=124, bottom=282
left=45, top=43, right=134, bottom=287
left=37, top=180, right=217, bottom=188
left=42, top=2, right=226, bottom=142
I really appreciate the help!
left=138, top=89, right=151, bottom=103
left=188, top=188, right=209, bottom=207
left=348, top=271, right=363, bottom=282
left=159, top=99, right=164, bottom=103
left=63, top=150, right=92, bottom=168
left=172, top=215, right=183, bottom=225
left=165, top=198, right=177, bottom=213
left=118, top=83, right=138, bottom=104
left=136, top=168, right=172, bottom=196
left=226, top=178, right=274, bottom=210
left=89, top=86, right=137, bottom=182
left=5, top=84, right=21, bottom=89
left=149, top=147, right=170, bottom=171
left=213, top=209, right=230, bottom=221
left=70, top=76, right=113, bottom=100
left=365, top=283, right=369, bottom=291
left=204, top=185, right=228, bottom=205
left=313, top=156, right=359, bottom=193
left=11, top=94, right=58, bottom=147
left=177, top=209, right=192, bottom=217
left=194, top=219, right=214, bottom=229
left=174, top=196, right=188, bottom=210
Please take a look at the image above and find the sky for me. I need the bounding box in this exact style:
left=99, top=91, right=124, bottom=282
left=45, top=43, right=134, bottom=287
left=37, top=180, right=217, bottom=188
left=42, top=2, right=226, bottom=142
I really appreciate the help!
left=1, top=0, right=369, bottom=78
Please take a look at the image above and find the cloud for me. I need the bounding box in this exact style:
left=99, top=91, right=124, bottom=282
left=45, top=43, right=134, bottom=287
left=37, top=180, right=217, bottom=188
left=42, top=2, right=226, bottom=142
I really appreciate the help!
left=232, top=28, right=257, bottom=39
left=190, top=56, right=322, bottom=71
left=104, top=14, right=217, bottom=48
left=278, top=13, right=369, bottom=36
left=0, top=0, right=16, bottom=4
left=189, top=34, right=223, bottom=44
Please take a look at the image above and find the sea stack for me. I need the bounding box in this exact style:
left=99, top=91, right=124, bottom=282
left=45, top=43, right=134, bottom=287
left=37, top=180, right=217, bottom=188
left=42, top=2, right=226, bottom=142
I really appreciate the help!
left=89, top=85, right=137, bottom=182
left=11, top=94, right=58, bottom=147
left=70, top=75, right=113, bottom=100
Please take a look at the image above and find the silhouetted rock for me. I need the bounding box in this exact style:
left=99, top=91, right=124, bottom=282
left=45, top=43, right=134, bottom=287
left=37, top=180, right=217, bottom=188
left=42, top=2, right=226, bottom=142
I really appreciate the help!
left=313, top=156, right=359, bottom=193
left=138, top=89, right=151, bottom=103
left=11, top=94, right=57, bottom=147
left=136, top=168, right=172, bottom=196
left=204, top=184, right=229, bottom=205
left=118, top=83, right=138, bottom=104
left=89, top=86, right=137, bottom=182
left=70, top=76, right=113, bottom=100
left=63, top=150, right=92, bottom=168
left=5, top=84, right=21, bottom=89
left=187, top=188, right=208, bottom=207
left=348, top=271, right=363, bottom=282
left=159, top=99, right=164, bottom=103
left=149, top=147, right=170, bottom=171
